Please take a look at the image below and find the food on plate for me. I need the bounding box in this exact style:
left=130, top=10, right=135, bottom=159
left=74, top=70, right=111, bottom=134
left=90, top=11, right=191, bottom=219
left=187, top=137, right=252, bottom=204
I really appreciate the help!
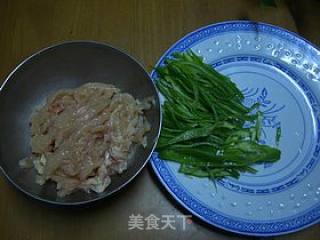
left=155, top=51, right=281, bottom=179
left=20, top=82, right=152, bottom=197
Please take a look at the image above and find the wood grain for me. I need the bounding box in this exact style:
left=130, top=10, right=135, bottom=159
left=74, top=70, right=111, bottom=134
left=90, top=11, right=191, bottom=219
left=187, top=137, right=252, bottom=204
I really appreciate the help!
left=0, top=0, right=319, bottom=239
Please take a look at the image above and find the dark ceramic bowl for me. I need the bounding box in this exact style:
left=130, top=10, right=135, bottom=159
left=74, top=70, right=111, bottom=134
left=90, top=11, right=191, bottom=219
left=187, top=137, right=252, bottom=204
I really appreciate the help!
left=0, top=41, right=161, bottom=205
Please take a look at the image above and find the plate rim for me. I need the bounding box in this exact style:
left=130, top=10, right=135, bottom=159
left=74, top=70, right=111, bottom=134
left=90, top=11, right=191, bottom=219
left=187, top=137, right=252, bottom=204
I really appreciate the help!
left=150, top=20, right=320, bottom=236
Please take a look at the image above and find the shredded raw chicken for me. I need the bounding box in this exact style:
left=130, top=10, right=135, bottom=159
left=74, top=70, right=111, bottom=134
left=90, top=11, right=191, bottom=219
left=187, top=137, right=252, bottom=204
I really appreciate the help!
left=20, top=83, right=152, bottom=197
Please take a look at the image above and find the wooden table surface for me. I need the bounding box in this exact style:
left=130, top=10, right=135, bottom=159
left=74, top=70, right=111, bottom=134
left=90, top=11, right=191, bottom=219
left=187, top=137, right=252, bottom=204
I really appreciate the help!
left=1, top=0, right=320, bottom=239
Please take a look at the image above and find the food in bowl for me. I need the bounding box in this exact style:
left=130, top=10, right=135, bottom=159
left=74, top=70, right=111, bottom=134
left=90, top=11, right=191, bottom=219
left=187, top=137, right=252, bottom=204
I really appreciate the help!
left=19, top=82, right=152, bottom=197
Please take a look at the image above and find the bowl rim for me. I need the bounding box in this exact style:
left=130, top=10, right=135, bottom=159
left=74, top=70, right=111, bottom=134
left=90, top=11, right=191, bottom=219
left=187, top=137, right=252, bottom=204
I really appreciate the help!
left=0, top=40, right=162, bottom=206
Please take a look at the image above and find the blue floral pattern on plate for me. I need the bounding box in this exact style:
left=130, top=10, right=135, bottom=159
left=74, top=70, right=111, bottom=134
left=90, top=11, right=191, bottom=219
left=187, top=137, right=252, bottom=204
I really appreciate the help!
left=150, top=21, right=320, bottom=236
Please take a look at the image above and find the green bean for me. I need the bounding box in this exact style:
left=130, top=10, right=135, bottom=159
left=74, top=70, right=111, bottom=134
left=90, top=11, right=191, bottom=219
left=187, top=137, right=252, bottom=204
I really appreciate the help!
left=155, top=50, right=281, bottom=180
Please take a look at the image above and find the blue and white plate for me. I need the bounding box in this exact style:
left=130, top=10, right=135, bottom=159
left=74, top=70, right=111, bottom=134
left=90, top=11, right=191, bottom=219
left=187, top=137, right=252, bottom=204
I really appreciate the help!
left=150, top=21, right=320, bottom=236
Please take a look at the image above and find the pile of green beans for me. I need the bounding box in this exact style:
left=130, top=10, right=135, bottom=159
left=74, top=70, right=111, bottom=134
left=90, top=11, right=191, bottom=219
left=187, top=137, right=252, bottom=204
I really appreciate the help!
left=155, top=51, right=281, bottom=179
